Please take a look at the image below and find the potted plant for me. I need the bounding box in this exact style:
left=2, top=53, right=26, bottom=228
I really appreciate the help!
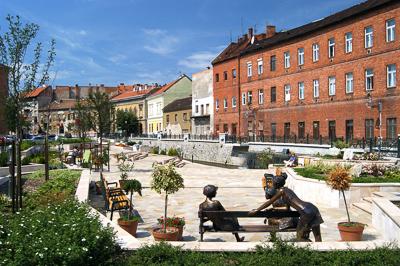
left=151, top=163, right=184, bottom=241
left=326, top=166, right=365, bottom=241
left=117, top=179, right=142, bottom=236
left=157, top=216, right=185, bottom=240
left=118, top=153, right=134, bottom=188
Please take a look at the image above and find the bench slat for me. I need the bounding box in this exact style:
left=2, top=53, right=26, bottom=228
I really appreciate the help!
left=201, top=210, right=300, bottom=218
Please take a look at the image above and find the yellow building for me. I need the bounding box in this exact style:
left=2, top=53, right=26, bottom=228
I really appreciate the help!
left=163, top=96, right=192, bottom=135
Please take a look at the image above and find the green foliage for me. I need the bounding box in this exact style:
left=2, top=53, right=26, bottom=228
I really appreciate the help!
left=0, top=199, right=119, bottom=266
left=74, top=99, right=91, bottom=139
left=127, top=141, right=136, bottom=146
left=333, top=139, right=350, bottom=149
left=167, top=147, right=179, bottom=157
left=160, top=149, right=167, bottom=155
left=21, top=140, right=36, bottom=151
left=87, top=91, right=114, bottom=138
left=151, top=163, right=184, bottom=195
left=255, top=149, right=274, bottom=169
left=122, top=179, right=142, bottom=196
left=118, top=153, right=134, bottom=180
left=0, top=152, right=8, bottom=167
left=116, top=109, right=139, bottom=136
left=150, top=146, right=159, bottom=154
left=55, top=137, right=91, bottom=145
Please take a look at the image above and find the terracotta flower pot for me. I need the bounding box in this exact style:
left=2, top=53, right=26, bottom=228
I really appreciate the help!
left=168, top=226, right=184, bottom=241
left=338, top=222, right=365, bottom=241
left=152, top=227, right=179, bottom=241
left=118, top=218, right=139, bottom=237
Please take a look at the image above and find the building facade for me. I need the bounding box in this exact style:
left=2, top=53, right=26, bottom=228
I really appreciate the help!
left=191, top=69, right=214, bottom=135
left=0, top=64, right=8, bottom=134
left=24, top=85, right=53, bottom=135
left=146, top=75, right=192, bottom=134
left=213, top=0, right=400, bottom=143
left=163, top=96, right=192, bottom=135
left=38, top=99, right=77, bottom=135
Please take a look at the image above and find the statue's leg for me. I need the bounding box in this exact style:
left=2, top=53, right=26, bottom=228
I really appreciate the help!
left=311, top=226, right=322, bottom=242
left=296, top=222, right=311, bottom=242
left=233, top=233, right=244, bottom=242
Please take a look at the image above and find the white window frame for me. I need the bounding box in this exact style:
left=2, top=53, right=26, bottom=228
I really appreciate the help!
left=298, top=48, right=304, bottom=66
left=365, top=26, right=373, bottom=48
left=257, top=58, right=263, bottom=75
left=284, top=84, right=291, bottom=102
left=312, top=43, right=319, bottom=62
left=386, top=19, right=396, bottom=42
left=215, top=99, right=219, bottom=110
left=328, top=38, right=335, bottom=58
left=258, top=89, right=264, bottom=104
left=223, top=98, right=228, bottom=109
left=247, top=91, right=253, bottom=104
left=298, top=82, right=304, bottom=100
left=345, top=32, right=352, bottom=53
left=365, top=69, right=374, bottom=91
left=328, top=76, right=336, bottom=96
left=247, top=62, right=252, bottom=77
left=387, top=64, right=396, bottom=88
left=313, top=79, right=319, bottom=98
left=284, top=51, right=290, bottom=68
left=345, top=72, right=354, bottom=93
left=232, top=96, right=237, bottom=108
left=242, top=92, right=246, bottom=105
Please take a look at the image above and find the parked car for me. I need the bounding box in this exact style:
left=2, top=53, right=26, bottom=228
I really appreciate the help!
left=31, top=135, right=45, bottom=142
left=48, top=134, right=59, bottom=141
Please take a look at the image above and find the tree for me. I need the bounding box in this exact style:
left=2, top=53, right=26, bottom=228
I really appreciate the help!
left=87, top=91, right=114, bottom=171
left=74, top=99, right=91, bottom=143
left=0, top=15, right=56, bottom=211
left=116, top=109, right=139, bottom=139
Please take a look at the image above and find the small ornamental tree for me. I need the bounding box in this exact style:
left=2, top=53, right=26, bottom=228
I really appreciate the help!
left=151, top=163, right=184, bottom=233
left=122, top=179, right=142, bottom=221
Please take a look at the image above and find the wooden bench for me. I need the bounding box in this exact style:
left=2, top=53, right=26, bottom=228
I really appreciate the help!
left=100, top=174, right=130, bottom=220
left=198, top=210, right=300, bottom=242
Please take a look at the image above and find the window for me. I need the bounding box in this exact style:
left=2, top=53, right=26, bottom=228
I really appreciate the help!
left=328, top=38, right=335, bottom=58
left=328, top=76, right=336, bottom=96
left=298, top=48, right=304, bottom=65
left=215, top=99, right=219, bottom=110
left=215, top=73, right=219, bottom=82
left=206, top=103, right=210, bottom=114
left=223, top=124, right=229, bottom=133
left=387, top=118, right=397, bottom=140
left=329, top=120, right=336, bottom=141
left=387, top=64, right=396, bottom=88
left=312, top=43, right=319, bottom=62
left=366, top=69, right=374, bottom=91
left=183, top=113, right=187, bottom=121
left=298, top=122, right=305, bottom=139
left=365, top=119, right=374, bottom=140
left=223, top=71, right=228, bottom=80
left=242, top=92, right=246, bottom=105
left=232, top=69, right=237, bottom=79
left=248, top=91, right=253, bottom=105
left=200, top=104, right=204, bottom=115
left=247, top=62, right=252, bottom=77
left=386, top=19, right=396, bottom=42
left=365, top=26, right=373, bottom=48
left=258, top=89, right=264, bottom=104
left=271, top=123, right=277, bottom=139
left=232, top=96, right=237, bottom=108
left=271, top=87, right=276, bottom=103
left=270, top=55, right=276, bottom=71
left=313, top=121, right=320, bottom=140
left=284, top=52, right=290, bottom=68
left=313, top=79, right=319, bottom=98
left=195, top=105, right=199, bottom=114
left=346, top=72, right=354, bottom=93
left=298, top=82, right=304, bottom=100
left=345, top=32, right=352, bottom=53
left=284, top=84, right=291, bottom=102
left=174, top=114, right=178, bottom=122
left=257, top=58, right=263, bottom=75
left=346, top=120, right=354, bottom=143
left=284, top=123, right=291, bottom=139
left=223, top=98, right=228, bottom=109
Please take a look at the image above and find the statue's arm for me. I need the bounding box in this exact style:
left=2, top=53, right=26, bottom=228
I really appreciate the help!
left=249, top=191, right=282, bottom=215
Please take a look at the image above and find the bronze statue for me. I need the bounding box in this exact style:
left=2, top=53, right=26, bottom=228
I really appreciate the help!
left=250, top=173, right=323, bottom=242
left=199, top=185, right=244, bottom=242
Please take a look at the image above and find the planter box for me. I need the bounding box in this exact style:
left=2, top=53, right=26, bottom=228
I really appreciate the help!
left=372, top=196, right=400, bottom=242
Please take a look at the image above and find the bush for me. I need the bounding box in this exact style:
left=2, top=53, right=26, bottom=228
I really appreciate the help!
left=150, top=146, right=159, bottom=154
left=0, top=199, right=119, bottom=265
left=21, top=140, right=36, bottom=151
left=160, top=149, right=167, bottom=155
left=167, top=148, right=179, bottom=157
left=127, top=141, right=136, bottom=146
left=0, top=152, right=8, bottom=167
left=255, top=149, right=274, bottom=169
left=333, top=139, right=350, bottom=149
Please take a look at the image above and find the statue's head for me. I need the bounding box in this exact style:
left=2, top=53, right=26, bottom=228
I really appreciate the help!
left=203, top=184, right=218, bottom=198
left=265, top=187, right=277, bottom=199
left=273, top=173, right=287, bottom=189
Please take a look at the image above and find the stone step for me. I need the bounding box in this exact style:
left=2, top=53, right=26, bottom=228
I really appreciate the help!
left=352, top=202, right=372, bottom=215
left=362, top=197, right=373, bottom=203
left=372, top=191, right=400, bottom=199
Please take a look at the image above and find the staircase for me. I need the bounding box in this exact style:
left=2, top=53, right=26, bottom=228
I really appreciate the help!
left=352, top=192, right=400, bottom=215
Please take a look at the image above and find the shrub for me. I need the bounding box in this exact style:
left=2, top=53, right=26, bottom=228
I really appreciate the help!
left=150, top=146, right=159, bottom=154
left=0, top=199, right=119, bottom=265
left=127, top=141, right=136, bottom=146
left=167, top=148, right=179, bottom=157
left=21, top=140, right=36, bottom=151
left=0, top=152, right=8, bottom=167
left=333, top=139, right=350, bottom=149
left=255, top=149, right=274, bottom=169
left=160, top=149, right=167, bottom=155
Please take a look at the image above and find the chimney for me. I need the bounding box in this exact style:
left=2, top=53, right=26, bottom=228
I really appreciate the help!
left=247, top=27, right=253, bottom=39
left=266, top=25, right=276, bottom=38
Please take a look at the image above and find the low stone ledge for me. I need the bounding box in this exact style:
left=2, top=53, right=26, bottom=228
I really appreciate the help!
left=372, top=197, right=400, bottom=242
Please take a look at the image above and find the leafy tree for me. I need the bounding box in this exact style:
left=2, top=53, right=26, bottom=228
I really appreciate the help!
left=115, top=109, right=139, bottom=138
left=0, top=15, right=56, bottom=211
left=74, top=99, right=91, bottom=143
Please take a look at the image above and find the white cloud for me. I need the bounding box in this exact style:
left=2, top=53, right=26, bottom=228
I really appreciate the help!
left=109, top=54, right=127, bottom=64
left=178, top=51, right=216, bottom=69
left=142, top=28, right=179, bottom=56
left=78, top=30, right=87, bottom=36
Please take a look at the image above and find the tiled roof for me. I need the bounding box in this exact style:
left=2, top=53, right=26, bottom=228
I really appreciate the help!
left=111, top=89, right=149, bottom=101
left=25, top=86, right=48, bottom=98
left=150, top=74, right=190, bottom=97
left=39, top=99, right=77, bottom=111
left=163, top=96, right=192, bottom=113
left=244, top=0, right=396, bottom=55
left=212, top=37, right=250, bottom=65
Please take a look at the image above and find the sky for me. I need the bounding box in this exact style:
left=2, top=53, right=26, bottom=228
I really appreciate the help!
left=0, top=0, right=363, bottom=86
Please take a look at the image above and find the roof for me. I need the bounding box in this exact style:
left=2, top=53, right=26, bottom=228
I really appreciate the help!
left=243, top=0, right=396, bottom=55
left=25, top=85, right=49, bottom=98
left=212, top=37, right=250, bottom=65
left=163, top=96, right=192, bottom=113
left=149, top=74, right=191, bottom=97
left=111, top=89, right=149, bottom=101
left=39, top=99, right=77, bottom=111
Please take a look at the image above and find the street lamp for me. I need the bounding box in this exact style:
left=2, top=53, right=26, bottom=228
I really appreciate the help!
left=58, top=141, right=64, bottom=166
left=124, top=120, right=128, bottom=142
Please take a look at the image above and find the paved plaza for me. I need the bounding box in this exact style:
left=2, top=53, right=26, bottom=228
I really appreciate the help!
left=89, top=148, right=381, bottom=243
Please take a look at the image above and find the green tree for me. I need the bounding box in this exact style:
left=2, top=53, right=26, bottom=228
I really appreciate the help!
left=0, top=15, right=56, bottom=211
left=116, top=109, right=139, bottom=138
left=74, top=99, right=91, bottom=142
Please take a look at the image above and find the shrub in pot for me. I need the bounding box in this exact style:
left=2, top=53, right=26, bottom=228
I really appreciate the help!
left=151, top=163, right=184, bottom=241
left=157, top=216, right=185, bottom=240
left=117, top=152, right=134, bottom=187
left=326, top=166, right=365, bottom=241
left=117, top=179, right=142, bottom=236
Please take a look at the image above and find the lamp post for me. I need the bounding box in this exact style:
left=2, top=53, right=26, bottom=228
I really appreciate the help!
left=124, top=120, right=128, bottom=142
left=7, top=141, right=16, bottom=213
left=58, top=141, right=64, bottom=165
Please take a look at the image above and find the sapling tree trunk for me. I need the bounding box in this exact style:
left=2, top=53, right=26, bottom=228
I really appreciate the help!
left=128, top=191, right=133, bottom=220
left=341, top=190, right=351, bottom=223
left=164, top=194, right=168, bottom=233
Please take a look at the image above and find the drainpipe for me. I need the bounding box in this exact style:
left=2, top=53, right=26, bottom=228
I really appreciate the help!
left=237, top=55, right=241, bottom=140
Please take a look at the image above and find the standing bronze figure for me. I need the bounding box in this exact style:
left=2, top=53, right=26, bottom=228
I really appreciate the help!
left=199, top=185, right=244, bottom=242
left=250, top=174, right=323, bottom=242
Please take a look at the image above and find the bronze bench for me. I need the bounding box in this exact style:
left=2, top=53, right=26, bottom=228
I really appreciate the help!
left=198, top=210, right=300, bottom=242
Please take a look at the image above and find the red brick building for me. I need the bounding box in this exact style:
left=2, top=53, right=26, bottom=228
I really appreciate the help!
left=213, top=0, right=400, bottom=143
left=0, top=64, right=9, bottom=134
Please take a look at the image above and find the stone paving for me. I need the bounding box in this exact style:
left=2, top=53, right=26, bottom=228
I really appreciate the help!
left=88, top=148, right=381, bottom=243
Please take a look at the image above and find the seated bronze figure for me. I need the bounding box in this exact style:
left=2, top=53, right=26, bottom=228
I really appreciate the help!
left=250, top=173, right=323, bottom=242
left=199, top=185, right=244, bottom=242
